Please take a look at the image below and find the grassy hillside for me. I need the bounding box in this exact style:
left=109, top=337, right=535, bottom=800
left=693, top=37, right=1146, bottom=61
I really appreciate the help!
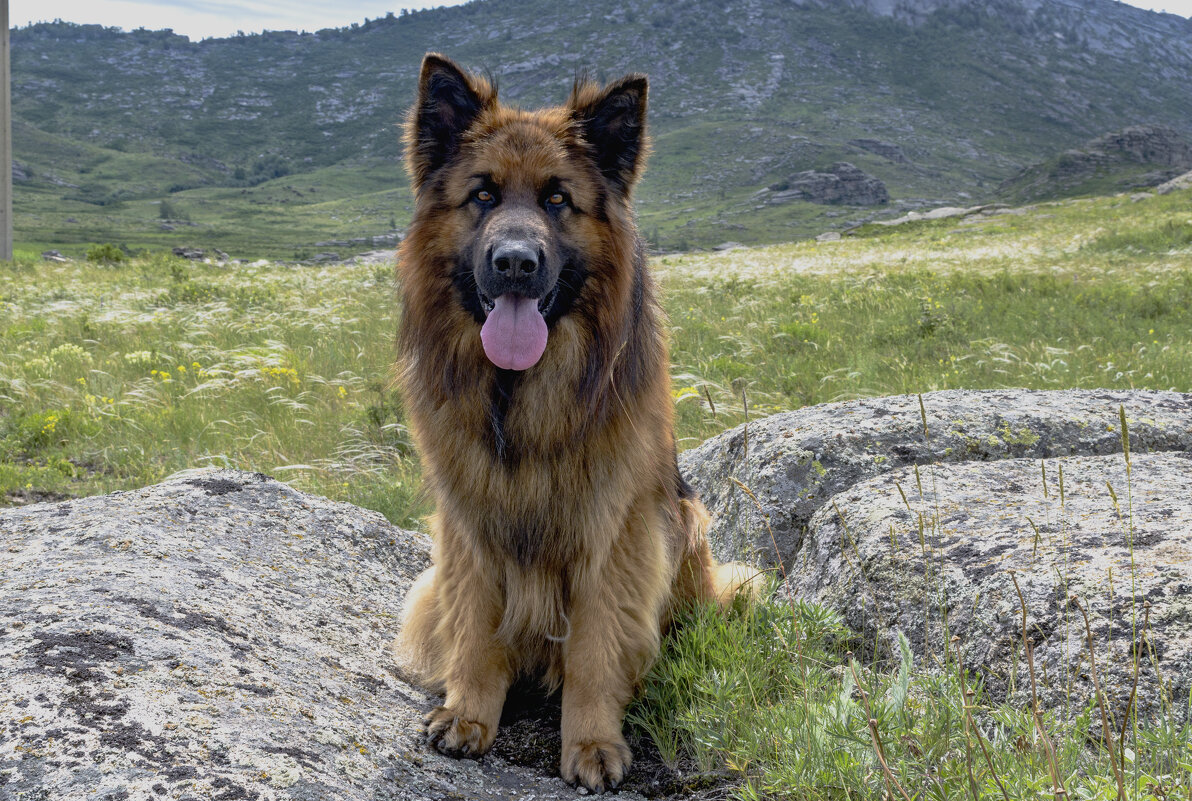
left=9, top=0, right=1192, bottom=256
left=2, top=186, right=1189, bottom=515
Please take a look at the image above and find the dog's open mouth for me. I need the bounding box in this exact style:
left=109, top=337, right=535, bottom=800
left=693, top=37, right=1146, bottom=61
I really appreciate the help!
left=477, top=286, right=558, bottom=371
left=478, top=283, right=558, bottom=319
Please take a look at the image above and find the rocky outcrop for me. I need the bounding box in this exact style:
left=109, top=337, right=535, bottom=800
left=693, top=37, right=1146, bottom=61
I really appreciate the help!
left=682, top=388, right=1192, bottom=712
left=1157, top=168, right=1192, bottom=195
left=681, top=389, right=1192, bottom=567
left=1085, top=125, right=1192, bottom=167
left=0, top=470, right=709, bottom=800
left=1000, top=124, right=1192, bottom=201
left=763, top=162, right=889, bottom=206
left=797, top=451, right=1192, bottom=716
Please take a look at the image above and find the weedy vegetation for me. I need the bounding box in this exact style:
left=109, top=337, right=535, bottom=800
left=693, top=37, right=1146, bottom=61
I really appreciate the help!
left=2, top=189, right=1191, bottom=798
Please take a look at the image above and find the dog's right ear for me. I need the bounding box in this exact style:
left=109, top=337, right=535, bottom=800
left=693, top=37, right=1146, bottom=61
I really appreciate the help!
left=406, top=54, right=494, bottom=192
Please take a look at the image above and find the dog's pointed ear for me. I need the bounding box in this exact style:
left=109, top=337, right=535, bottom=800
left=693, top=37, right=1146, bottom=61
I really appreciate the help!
left=406, top=53, right=495, bottom=191
left=570, top=74, right=649, bottom=196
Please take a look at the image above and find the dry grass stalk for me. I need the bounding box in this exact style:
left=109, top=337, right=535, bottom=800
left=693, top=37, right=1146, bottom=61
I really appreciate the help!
left=955, top=638, right=1012, bottom=801
left=847, top=655, right=913, bottom=801
left=1010, top=571, right=1068, bottom=800
left=1071, top=593, right=1125, bottom=800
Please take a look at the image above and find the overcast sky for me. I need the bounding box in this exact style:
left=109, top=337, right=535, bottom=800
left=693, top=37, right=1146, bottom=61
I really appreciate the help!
left=10, top=0, right=1192, bottom=40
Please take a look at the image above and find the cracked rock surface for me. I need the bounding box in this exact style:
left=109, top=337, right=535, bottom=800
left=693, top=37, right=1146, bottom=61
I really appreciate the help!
left=682, top=389, right=1192, bottom=567
left=683, top=389, right=1192, bottom=712
left=795, top=451, right=1192, bottom=715
left=1, top=469, right=708, bottom=800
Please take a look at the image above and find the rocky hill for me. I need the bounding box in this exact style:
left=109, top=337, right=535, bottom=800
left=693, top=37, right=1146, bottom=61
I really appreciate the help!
left=999, top=124, right=1192, bottom=202
left=9, top=0, right=1192, bottom=253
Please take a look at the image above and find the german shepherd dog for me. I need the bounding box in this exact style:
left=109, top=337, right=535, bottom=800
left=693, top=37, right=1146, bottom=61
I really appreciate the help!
left=392, top=54, right=754, bottom=793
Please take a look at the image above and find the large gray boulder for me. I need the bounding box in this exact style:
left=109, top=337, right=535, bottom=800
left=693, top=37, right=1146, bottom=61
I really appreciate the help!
left=765, top=162, right=889, bottom=206
left=0, top=470, right=703, bottom=800
left=681, top=389, right=1192, bottom=567
left=682, top=388, right=1192, bottom=712
left=797, top=451, right=1192, bottom=717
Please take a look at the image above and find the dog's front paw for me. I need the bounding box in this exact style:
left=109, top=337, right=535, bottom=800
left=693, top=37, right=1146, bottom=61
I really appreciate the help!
left=423, top=705, right=496, bottom=758
left=561, top=737, right=632, bottom=793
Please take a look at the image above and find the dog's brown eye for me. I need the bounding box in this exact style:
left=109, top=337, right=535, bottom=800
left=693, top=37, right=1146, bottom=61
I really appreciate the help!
left=474, top=189, right=494, bottom=203
left=546, top=192, right=567, bottom=207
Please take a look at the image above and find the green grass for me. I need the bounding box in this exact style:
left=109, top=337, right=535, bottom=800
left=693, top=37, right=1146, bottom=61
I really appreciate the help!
left=661, top=190, right=1192, bottom=447
left=2, top=189, right=1189, bottom=514
left=13, top=155, right=410, bottom=262
left=2, top=188, right=1191, bottom=798
left=630, top=592, right=1192, bottom=800
left=0, top=251, right=424, bottom=525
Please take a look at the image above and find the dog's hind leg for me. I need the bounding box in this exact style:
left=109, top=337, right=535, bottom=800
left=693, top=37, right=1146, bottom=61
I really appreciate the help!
left=392, top=566, right=445, bottom=690
left=672, top=497, right=765, bottom=610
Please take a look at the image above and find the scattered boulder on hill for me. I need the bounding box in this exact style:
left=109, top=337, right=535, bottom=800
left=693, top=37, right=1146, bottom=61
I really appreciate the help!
left=868, top=203, right=1009, bottom=227
left=1088, top=125, right=1192, bottom=166
left=762, top=162, right=889, bottom=206
left=682, top=388, right=1192, bottom=712
left=1157, top=168, right=1192, bottom=195
left=0, top=469, right=724, bottom=800
left=1000, top=124, right=1192, bottom=202
left=172, top=246, right=230, bottom=262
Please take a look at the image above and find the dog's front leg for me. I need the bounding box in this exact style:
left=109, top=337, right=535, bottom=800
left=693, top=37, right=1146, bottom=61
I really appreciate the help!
left=424, top=543, right=512, bottom=758
left=560, top=520, right=666, bottom=792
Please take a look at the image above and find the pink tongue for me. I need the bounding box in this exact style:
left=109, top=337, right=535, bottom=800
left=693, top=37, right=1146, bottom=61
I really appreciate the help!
left=479, top=294, right=548, bottom=371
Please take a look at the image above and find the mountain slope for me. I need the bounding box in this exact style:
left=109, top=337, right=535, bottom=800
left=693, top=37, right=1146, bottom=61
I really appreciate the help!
left=9, top=0, right=1192, bottom=255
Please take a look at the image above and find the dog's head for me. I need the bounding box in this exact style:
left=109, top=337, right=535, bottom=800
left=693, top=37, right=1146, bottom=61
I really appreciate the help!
left=403, top=54, right=648, bottom=372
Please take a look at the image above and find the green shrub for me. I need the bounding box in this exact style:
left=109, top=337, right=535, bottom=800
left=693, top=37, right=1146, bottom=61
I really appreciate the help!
left=86, top=243, right=125, bottom=264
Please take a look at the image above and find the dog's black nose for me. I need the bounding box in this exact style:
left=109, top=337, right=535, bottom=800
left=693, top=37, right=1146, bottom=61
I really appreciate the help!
left=492, top=243, right=539, bottom=278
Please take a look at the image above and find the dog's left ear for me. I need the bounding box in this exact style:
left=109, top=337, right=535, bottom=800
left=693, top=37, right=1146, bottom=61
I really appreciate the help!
left=570, top=74, right=649, bottom=196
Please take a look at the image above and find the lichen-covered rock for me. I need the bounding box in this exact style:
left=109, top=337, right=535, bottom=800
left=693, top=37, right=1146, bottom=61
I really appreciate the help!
left=0, top=469, right=679, bottom=800
left=793, top=451, right=1192, bottom=716
left=766, top=162, right=889, bottom=206
left=680, top=389, right=1192, bottom=567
